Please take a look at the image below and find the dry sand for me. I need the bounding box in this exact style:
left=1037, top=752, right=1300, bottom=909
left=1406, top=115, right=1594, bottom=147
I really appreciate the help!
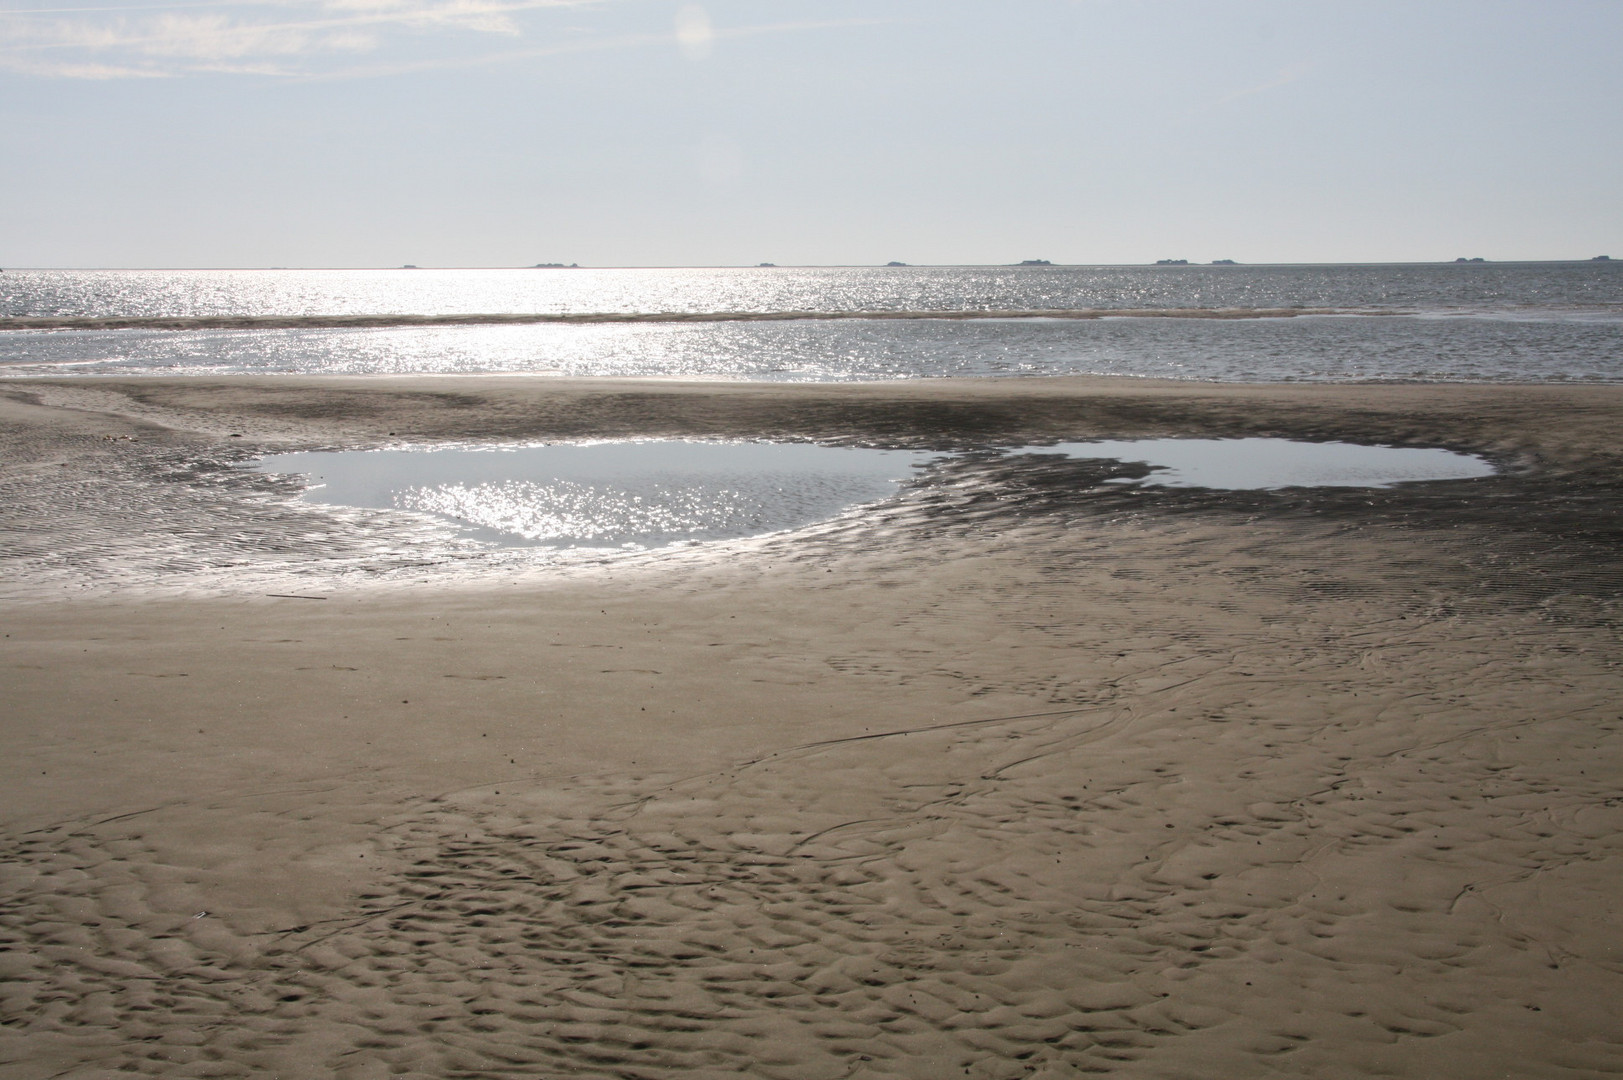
left=1, top=376, right=1620, bottom=1080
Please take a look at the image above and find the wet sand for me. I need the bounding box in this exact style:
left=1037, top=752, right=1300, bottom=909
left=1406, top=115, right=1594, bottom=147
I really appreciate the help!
left=2, top=376, right=1621, bottom=1079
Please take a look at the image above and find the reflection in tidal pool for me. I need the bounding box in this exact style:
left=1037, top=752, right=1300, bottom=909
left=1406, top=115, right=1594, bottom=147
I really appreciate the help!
left=252, top=441, right=935, bottom=549
left=1015, top=438, right=1495, bottom=490
left=252, top=436, right=1496, bottom=552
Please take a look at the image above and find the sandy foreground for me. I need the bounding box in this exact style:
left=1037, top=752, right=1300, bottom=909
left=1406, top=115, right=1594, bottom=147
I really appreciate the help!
left=1, top=375, right=1620, bottom=1080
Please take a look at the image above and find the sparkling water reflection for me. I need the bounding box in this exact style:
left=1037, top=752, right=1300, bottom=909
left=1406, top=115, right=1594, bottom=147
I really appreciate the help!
left=253, top=436, right=1496, bottom=556
left=5, top=312, right=1619, bottom=382
left=4, top=263, right=1619, bottom=383
left=6, top=264, right=1619, bottom=319
left=253, top=441, right=936, bottom=548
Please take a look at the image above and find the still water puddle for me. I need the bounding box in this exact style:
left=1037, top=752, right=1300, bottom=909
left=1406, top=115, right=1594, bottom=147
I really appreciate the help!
left=252, top=441, right=935, bottom=549
left=1015, top=437, right=1495, bottom=489
left=252, top=436, right=1495, bottom=551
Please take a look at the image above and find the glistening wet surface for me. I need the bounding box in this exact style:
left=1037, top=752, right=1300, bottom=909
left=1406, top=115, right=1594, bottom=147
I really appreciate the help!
left=252, top=441, right=937, bottom=549
left=1013, top=438, right=1496, bottom=490
left=252, top=437, right=1496, bottom=553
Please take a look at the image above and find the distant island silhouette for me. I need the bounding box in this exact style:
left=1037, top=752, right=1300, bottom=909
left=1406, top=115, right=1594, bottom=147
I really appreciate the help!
left=1211, top=259, right=1238, bottom=266
left=1015, top=259, right=1051, bottom=266
left=757, top=263, right=777, bottom=267
left=886, top=261, right=908, bottom=267
left=1454, top=257, right=1487, bottom=263
left=532, top=263, right=579, bottom=269
left=1154, top=259, right=1189, bottom=266
left=1593, top=255, right=1613, bottom=261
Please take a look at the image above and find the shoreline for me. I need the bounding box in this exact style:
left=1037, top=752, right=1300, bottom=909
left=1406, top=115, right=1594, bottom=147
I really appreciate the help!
left=2, top=376, right=1620, bottom=1077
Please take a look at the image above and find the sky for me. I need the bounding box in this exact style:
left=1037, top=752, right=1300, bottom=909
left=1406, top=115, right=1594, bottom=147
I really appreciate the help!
left=1, top=0, right=1620, bottom=268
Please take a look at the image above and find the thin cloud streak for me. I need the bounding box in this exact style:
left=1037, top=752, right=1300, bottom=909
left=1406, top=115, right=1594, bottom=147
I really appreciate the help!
left=0, top=0, right=889, bottom=80
left=720, top=18, right=896, bottom=42
left=0, top=0, right=597, bottom=76
left=1193, top=62, right=1313, bottom=114
left=0, top=2, right=893, bottom=80
left=304, top=15, right=897, bottom=80
left=4, top=0, right=587, bottom=42
left=297, top=26, right=662, bottom=79
left=0, top=0, right=363, bottom=13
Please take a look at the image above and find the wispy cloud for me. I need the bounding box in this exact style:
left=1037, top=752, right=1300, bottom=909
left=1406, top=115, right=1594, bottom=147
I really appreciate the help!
left=0, top=0, right=894, bottom=80
left=1194, top=62, right=1313, bottom=114
left=278, top=14, right=895, bottom=81
left=0, top=0, right=593, bottom=77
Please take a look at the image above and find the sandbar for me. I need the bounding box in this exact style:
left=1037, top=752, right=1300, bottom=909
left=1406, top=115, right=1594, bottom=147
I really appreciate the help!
left=1, top=376, right=1620, bottom=1079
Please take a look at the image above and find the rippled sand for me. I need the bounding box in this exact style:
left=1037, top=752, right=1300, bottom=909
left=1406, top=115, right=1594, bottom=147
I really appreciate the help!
left=2, top=376, right=1620, bottom=1079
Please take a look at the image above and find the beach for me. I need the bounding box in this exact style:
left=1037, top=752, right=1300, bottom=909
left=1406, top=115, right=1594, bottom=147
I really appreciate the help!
left=2, top=375, right=1621, bottom=1079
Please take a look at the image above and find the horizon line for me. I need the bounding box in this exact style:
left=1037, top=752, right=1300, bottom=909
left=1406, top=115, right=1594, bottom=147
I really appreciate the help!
left=3, top=258, right=1616, bottom=271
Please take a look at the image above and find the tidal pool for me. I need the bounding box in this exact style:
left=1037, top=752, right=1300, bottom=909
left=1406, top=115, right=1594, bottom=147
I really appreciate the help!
left=1014, top=437, right=1496, bottom=489
left=251, top=436, right=1495, bottom=551
left=252, top=440, right=935, bottom=549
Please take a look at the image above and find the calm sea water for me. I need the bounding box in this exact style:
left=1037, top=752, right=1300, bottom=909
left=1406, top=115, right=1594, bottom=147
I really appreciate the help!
left=3, top=263, right=1619, bottom=382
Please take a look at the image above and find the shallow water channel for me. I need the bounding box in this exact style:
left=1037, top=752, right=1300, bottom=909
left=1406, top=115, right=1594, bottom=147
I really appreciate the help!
left=251, top=438, right=1495, bottom=549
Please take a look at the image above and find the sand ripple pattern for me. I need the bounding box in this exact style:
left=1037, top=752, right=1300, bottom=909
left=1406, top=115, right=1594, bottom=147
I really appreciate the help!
left=4, top=617, right=1621, bottom=1079
left=4, top=379, right=1622, bottom=1077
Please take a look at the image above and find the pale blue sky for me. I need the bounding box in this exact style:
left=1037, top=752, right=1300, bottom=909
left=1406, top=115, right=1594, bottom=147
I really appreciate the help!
left=2, top=0, right=1619, bottom=267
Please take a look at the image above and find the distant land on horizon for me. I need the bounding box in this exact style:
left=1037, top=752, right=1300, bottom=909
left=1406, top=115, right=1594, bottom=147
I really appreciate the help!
left=2, top=258, right=1616, bottom=271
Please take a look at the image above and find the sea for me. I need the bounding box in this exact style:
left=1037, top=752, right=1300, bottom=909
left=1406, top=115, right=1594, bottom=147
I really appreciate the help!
left=2, top=262, right=1620, bottom=383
